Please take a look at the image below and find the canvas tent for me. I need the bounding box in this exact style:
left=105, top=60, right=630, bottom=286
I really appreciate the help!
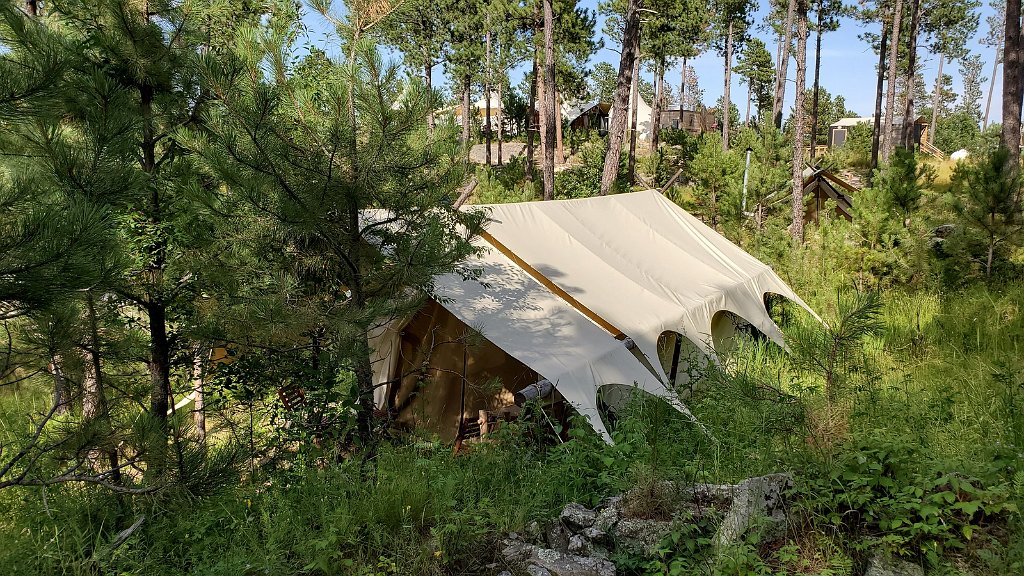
left=369, top=191, right=816, bottom=442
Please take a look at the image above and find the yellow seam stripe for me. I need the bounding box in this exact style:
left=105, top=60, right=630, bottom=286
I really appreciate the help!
left=478, top=229, right=627, bottom=341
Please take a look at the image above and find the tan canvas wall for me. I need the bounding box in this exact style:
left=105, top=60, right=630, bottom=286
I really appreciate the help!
left=389, top=300, right=541, bottom=440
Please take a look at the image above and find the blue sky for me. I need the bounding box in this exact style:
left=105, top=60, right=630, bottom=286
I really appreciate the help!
left=301, top=0, right=1002, bottom=121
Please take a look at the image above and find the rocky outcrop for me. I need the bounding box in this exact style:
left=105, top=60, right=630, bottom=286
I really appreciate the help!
left=498, top=473, right=794, bottom=575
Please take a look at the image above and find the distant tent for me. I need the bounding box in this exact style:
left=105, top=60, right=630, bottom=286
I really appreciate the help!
left=608, top=92, right=654, bottom=142
left=368, top=191, right=817, bottom=442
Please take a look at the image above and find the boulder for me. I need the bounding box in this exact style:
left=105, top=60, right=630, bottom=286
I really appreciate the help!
left=567, top=534, right=591, bottom=556
left=594, top=506, right=619, bottom=533
left=501, top=540, right=616, bottom=576
left=560, top=503, right=597, bottom=531
left=865, top=551, right=924, bottom=576
left=611, top=518, right=674, bottom=555
left=713, top=473, right=792, bottom=548
left=545, top=523, right=570, bottom=552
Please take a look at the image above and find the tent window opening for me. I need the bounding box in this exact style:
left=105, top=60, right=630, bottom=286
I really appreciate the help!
left=656, top=331, right=708, bottom=396
left=710, top=311, right=769, bottom=355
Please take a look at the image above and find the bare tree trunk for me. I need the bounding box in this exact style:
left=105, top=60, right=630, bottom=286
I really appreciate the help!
left=424, top=58, right=434, bottom=134
left=485, top=26, right=492, bottom=166
left=773, top=0, right=797, bottom=129
left=745, top=80, right=752, bottom=126
left=527, top=54, right=538, bottom=183
left=555, top=88, right=565, bottom=164
left=461, top=75, right=472, bottom=147
left=680, top=56, right=688, bottom=117
left=50, top=354, right=70, bottom=415
left=628, top=54, right=641, bottom=185
left=929, top=53, right=944, bottom=145
left=1002, top=0, right=1023, bottom=167
left=901, top=0, right=921, bottom=149
left=882, top=0, right=904, bottom=162
left=651, top=62, right=665, bottom=150
left=722, top=21, right=733, bottom=151
left=541, top=0, right=556, bottom=200
left=984, top=36, right=1002, bottom=129
left=791, top=0, right=809, bottom=243
left=497, top=82, right=504, bottom=166
left=82, top=292, right=121, bottom=484
left=869, top=24, right=888, bottom=181
left=600, top=0, right=641, bottom=195
left=192, top=345, right=207, bottom=444
left=810, top=5, right=824, bottom=160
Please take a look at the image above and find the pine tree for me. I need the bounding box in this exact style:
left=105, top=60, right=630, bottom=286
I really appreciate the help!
left=922, top=0, right=979, bottom=146
left=949, top=148, right=1024, bottom=276
left=982, top=0, right=1005, bottom=129
left=185, top=18, right=483, bottom=450
left=791, top=0, right=809, bottom=242
left=735, top=38, right=775, bottom=126
left=1001, top=0, right=1023, bottom=166
left=958, top=53, right=986, bottom=121
left=600, top=0, right=641, bottom=195
left=808, top=0, right=845, bottom=160
left=712, top=0, right=754, bottom=150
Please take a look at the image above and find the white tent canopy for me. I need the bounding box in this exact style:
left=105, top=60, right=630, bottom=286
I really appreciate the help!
left=370, top=191, right=816, bottom=441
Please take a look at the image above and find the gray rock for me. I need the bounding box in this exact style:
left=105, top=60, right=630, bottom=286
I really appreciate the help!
left=533, top=547, right=616, bottom=576
left=612, top=518, right=674, bottom=555
left=525, top=521, right=544, bottom=543
left=502, top=541, right=616, bottom=576
left=865, top=551, right=924, bottom=576
left=713, top=473, right=793, bottom=548
left=567, top=534, right=591, bottom=556
left=593, top=506, right=619, bottom=533
left=545, top=523, right=570, bottom=553
left=560, top=503, right=597, bottom=531
left=496, top=572, right=513, bottom=576
left=581, top=526, right=607, bottom=543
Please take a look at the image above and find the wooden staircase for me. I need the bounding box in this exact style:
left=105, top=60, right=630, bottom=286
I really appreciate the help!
left=920, top=141, right=946, bottom=160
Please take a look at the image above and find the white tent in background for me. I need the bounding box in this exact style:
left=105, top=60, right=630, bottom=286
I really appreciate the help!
left=608, top=92, right=654, bottom=142
left=369, top=191, right=816, bottom=442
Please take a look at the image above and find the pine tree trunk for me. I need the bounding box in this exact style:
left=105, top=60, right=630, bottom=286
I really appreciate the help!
left=745, top=81, right=752, bottom=126
left=882, top=0, right=904, bottom=162
left=425, top=59, right=434, bottom=134
left=869, top=24, right=888, bottom=181
left=140, top=78, right=171, bottom=478
left=901, top=0, right=921, bottom=149
left=652, top=62, right=665, bottom=150
left=600, top=0, right=641, bottom=195
left=791, top=0, right=809, bottom=243
left=680, top=56, right=688, bottom=117
left=527, top=53, right=538, bottom=183
left=192, top=345, right=206, bottom=444
left=1002, top=0, right=1022, bottom=166
left=984, top=37, right=1001, bottom=129
left=461, top=75, right=472, bottom=147
left=555, top=88, right=565, bottom=164
left=722, top=21, right=733, bottom=151
left=541, top=0, right=556, bottom=200
left=774, top=0, right=797, bottom=129
left=50, top=354, right=69, bottom=414
left=929, top=53, right=944, bottom=145
left=83, top=292, right=121, bottom=484
left=810, top=5, right=824, bottom=160
left=485, top=27, right=492, bottom=166
left=497, top=82, right=504, bottom=166
left=628, top=54, right=641, bottom=185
